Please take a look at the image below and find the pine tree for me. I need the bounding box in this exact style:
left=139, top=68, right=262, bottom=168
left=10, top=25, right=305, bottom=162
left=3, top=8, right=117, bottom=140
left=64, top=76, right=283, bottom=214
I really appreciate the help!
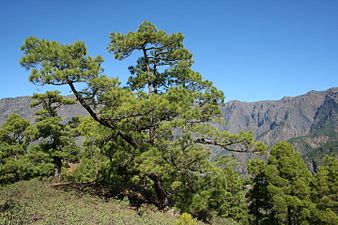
left=248, top=142, right=318, bottom=225
left=247, top=158, right=275, bottom=225
left=20, top=22, right=265, bottom=213
left=266, top=141, right=313, bottom=225
left=0, top=114, right=30, bottom=183
left=30, top=91, right=78, bottom=180
left=72, top=116, right=112, bottom=182
left=310, top=154, right=338, bottom=224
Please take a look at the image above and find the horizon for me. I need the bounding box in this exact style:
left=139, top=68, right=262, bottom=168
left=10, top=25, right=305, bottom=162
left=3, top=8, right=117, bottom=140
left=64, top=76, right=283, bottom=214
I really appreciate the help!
left=1, top=0, right=338, bottom=102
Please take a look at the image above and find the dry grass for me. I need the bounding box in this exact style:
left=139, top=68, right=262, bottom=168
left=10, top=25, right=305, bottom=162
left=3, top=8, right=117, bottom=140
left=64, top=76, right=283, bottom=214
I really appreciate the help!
left=0, top=179, right=178, bottom=225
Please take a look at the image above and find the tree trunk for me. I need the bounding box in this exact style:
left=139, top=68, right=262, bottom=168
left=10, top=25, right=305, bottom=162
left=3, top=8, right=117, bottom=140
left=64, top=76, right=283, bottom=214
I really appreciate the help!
left=148, top=173, right=168, bottom=209
left=287, top=206, right=292, bottom=225
left=54, top=157, right=62, bottom=181
left=255, top=204, right=259, bottom=225
left=142, top=47, right=152, bottom=96
left=95, top=159, right=99, bottom=180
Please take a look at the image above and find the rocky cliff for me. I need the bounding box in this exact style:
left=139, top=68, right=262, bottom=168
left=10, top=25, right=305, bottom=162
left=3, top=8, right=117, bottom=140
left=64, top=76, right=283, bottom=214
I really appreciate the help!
left=221, top=88, right=337, bottom=166
left=222, top=88, right=337, bottom=145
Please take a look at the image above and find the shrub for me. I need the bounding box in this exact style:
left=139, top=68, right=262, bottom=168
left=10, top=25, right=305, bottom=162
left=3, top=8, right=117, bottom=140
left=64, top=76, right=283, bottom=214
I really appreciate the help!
left=175, top=213, right=198, bottom=225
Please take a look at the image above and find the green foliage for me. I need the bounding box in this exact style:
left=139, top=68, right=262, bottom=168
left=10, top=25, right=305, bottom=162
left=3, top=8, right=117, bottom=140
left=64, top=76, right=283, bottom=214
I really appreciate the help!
left=266, top=142, right=314, bottom=225
left=108, top=21, right=193, bottom=93
left=247, top=142, right=327, bottom=225
left=0, top=114, right=41, bottom=184
left=68, top=159, right=97, bottom=183
left=170, top=156, right=248, bottom=222
left=29, top=91, right=79, bottom=180
left=0, top=113, right=30, bottom=146
left=20, top=37, right=104, bottom=87
left=247, top=158, right=273, bottom=225
left=310, top=155, right=338, bottom=224
left=175, top=213, right=198, bottom=225
left=31, top=91, right=75, bottom=119
left=75, top=117, right=112, bottom=182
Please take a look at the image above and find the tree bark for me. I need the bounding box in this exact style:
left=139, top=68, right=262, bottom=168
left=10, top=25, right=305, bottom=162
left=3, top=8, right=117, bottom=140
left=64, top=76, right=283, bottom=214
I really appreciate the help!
left=54, top=157, right=62, bottom=181
left=67, top=81, right=138, bottom=149
left=287, top=206, right=292, bottom=225
left=255, top=202, right=259, bottom=225
left=142, top=47, right=152, bottom=96
left=148, top=173, right=168, bottom=209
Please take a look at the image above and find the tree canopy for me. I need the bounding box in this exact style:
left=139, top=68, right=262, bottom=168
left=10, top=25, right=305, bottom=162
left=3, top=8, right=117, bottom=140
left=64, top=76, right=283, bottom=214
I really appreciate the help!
left=19, top=21, right=265, bottom=218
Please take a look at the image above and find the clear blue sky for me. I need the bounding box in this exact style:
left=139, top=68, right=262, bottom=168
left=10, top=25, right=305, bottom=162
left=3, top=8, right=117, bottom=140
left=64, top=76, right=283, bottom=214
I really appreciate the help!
left=1, top=0, right=337, bottom=102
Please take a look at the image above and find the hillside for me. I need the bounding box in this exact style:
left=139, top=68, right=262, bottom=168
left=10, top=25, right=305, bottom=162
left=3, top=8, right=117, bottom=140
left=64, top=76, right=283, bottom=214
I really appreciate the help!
left=0, top=179, right=211, bottom=225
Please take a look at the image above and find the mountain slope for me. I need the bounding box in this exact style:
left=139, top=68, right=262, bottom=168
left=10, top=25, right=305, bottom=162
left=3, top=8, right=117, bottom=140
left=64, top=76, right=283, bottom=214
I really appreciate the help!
left=222, top=89, right=337, bottom=145
left=0, top=96, right=87, bottom=125
left=289, top=89, right=338, bottom=164
left=221, top=87, right=338, bottom=165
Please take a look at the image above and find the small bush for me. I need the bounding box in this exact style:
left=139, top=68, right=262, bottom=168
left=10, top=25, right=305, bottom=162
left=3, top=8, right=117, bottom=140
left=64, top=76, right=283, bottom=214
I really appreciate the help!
left=176, top=213, right=198, bottom=225
left=67, top=159, right=96, bottom=183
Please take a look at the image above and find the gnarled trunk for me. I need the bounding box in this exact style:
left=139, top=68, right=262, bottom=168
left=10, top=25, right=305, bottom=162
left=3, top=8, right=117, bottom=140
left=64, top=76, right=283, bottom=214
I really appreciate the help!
left=148, top=173, right=168, bottom=209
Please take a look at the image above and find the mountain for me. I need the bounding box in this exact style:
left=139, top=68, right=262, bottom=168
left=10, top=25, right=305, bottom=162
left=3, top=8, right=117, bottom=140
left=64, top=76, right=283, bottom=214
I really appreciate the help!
left=222, top=89, right=337, bottom=144
left=289, top=89, right=338, bottom=165
left=0, top=88, right=337, bottom=164
left=0, top=96, right=87, bottom=125
left=221, top=87, right=338, bottom=166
